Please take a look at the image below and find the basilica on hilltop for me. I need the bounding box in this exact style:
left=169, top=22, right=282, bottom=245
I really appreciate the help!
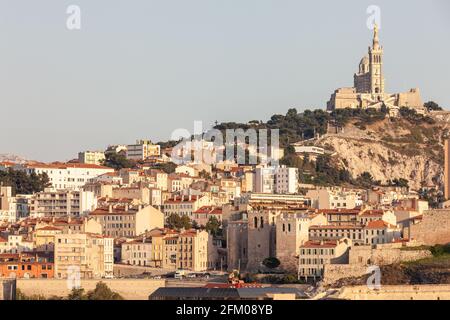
left=326, top=24, right=424, bottom=114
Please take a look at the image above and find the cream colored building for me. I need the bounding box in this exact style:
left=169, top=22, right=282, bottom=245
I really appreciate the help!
left=126, top=140, right=161, bottom=161
left=0, top=235, right=34, bottom=254
left=298, top=238, right=351, bottom=279
left=163, top=195, right=210, bottom=218
left=327, top=24, right=423, bottom=113
left=177, top=229, right=211, bottom=272
left=54, top=233, right=114, bottom=279
left=306, top=188, right=363, bottom=210
left=89, top=204, right=164, bottom=237
left=0, top=186, right=17, bottom=222
left=78, top=151, right=105, bottom=166
left=121, top=228, right=179, bottom=268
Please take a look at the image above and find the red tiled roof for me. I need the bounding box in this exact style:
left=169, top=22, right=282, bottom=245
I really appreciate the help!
left=300, top=240, right=338, bottom=248
left=24, top=162, right=112, bottom=170
left=318, top=209, right=360, bottom=215
left=194, top=206, right=223, bottom=215
left=365, top=220, right=395, bottom=229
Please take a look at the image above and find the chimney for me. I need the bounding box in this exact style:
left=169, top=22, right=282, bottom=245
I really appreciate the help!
left=125, top=204, right=129, bottom=212
left=108, top=205, right=113, bottom=213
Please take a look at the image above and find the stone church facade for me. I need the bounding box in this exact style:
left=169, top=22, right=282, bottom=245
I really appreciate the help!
left=327, top=24, right=424, bottom=114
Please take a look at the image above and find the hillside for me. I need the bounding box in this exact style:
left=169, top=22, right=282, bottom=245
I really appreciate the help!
left=313, top=112, right=447, bottom=190
left=216, top=106, right=448, bottom=191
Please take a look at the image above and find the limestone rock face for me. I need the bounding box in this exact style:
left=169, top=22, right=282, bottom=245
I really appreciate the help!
left=320, top=136, right=442, bottom=190
left=313, top=114, right=448, bottom=190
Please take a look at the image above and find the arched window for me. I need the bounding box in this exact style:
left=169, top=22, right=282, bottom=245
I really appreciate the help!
left=254, top=217, right=258, bottom=228
left=260, top=216, right=264, bottom=228
left=282, top=224, right=285, bottom=232
left=288, top=224, right=291, bottom=232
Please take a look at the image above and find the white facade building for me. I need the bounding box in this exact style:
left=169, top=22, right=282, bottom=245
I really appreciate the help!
left=254, top=166, right=298, bottom=194
left=19, top=163, right=114, bottom=191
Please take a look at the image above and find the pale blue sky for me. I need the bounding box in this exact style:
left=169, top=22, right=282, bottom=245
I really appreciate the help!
left=1, top=0, right=449, bottom=161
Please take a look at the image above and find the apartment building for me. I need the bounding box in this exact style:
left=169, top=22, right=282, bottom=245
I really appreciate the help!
left=358, top=209, right=397, bottom=226
left=0, top=186, right=17, bottom=223
left=78, top=151, right=106, bottom=166
left=29, top=189, right=97, bottom=218
left=0, top=252, right=54, bottom=279
left=20, top=162, right=114, bottom=190
left=254, top=166, right=298, bottom=194
left=274, top=166, right=299, bottom=194
left=254, top=167, right=275, bottom=194
left=112, top=186, right=151, bottom=204
left=54, top=233, right=114, bottom=279
left=319, top=208, right=361, bottom=226
left=163, top=195, right=210, bottom=218
left=0, top=235, right=34, bottom=254
left=364, top=220, right=401, bottom=245
left=307, top=188, right=363, bottom=210
left=121, top=228, right=178, bottom=267
left=167, top=173, right=193, bottom=192
left=126, top=140, right=161, bottom=161
left=89, top=204, right=164, bottom=237
left=309, top=225, right=365, bottom=245
left=177, top=229, right=210, bottom=272
left=298, top=238, right=351, bottom=279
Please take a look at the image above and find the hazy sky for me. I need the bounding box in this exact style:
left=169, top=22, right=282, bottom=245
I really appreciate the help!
left=1, top=0, right=449, bottom=162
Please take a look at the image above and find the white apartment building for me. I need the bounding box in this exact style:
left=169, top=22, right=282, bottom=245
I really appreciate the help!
left=29, top=189, right=97, bottom=218
left=254, top=166, right=299, bottom=194
left=254, top=167, right=275, bottom=193
left=275, top=166, right=298, bottom=194
left=19, top=163, right=114, bottom=191
left=126, top=140, right=161, bottom=161
left=78, top=151, right=106, bottom=166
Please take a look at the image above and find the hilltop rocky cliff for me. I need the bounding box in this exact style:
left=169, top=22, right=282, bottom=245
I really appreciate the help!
left=313, top=112, right=450, bottom=191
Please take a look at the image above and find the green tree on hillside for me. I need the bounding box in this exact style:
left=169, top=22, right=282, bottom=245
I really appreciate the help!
left=205, top=216, right=221, bottom=236
left=102, top=152, right=134, bottom=170
left=0, top=169, right=50, bottom=195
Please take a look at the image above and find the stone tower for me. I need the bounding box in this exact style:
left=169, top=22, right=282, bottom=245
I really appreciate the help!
left=369, top=24, right=385, bottom=95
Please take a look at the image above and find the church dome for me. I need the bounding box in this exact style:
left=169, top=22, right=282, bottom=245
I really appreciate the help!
left=358, top=55, right=370, bottom=74
left=360, top=55, right=369, bottom=66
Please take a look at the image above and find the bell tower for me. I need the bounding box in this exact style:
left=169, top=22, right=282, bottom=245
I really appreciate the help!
left=369, top=24, right=385, bottom=95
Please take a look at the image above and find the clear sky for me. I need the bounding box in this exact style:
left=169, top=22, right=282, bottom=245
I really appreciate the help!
left=1, top=0, right=449, bottom=162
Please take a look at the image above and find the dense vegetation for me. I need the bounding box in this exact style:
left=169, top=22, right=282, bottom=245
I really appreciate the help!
left=166, top=213, right=192, bottom=230
left=102, top=152, right=134, bottom=170
left=0, top=169, right=50, bottom=195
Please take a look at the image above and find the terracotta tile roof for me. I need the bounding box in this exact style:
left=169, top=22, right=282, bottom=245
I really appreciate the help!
left=89, top=207, right=136, bottom=215
left=36, top=226, right=63, bottom=231
left=309, top=225, right=363, bottom=230
left=365, top=220, right=395, bottom=229
left=24, top=162, right=112, bottom=170
left=300, top=240, right=338, bottom=248
left=194, top=206, right=223, bottom=215
left=318, top=209, right=360, bottom=215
